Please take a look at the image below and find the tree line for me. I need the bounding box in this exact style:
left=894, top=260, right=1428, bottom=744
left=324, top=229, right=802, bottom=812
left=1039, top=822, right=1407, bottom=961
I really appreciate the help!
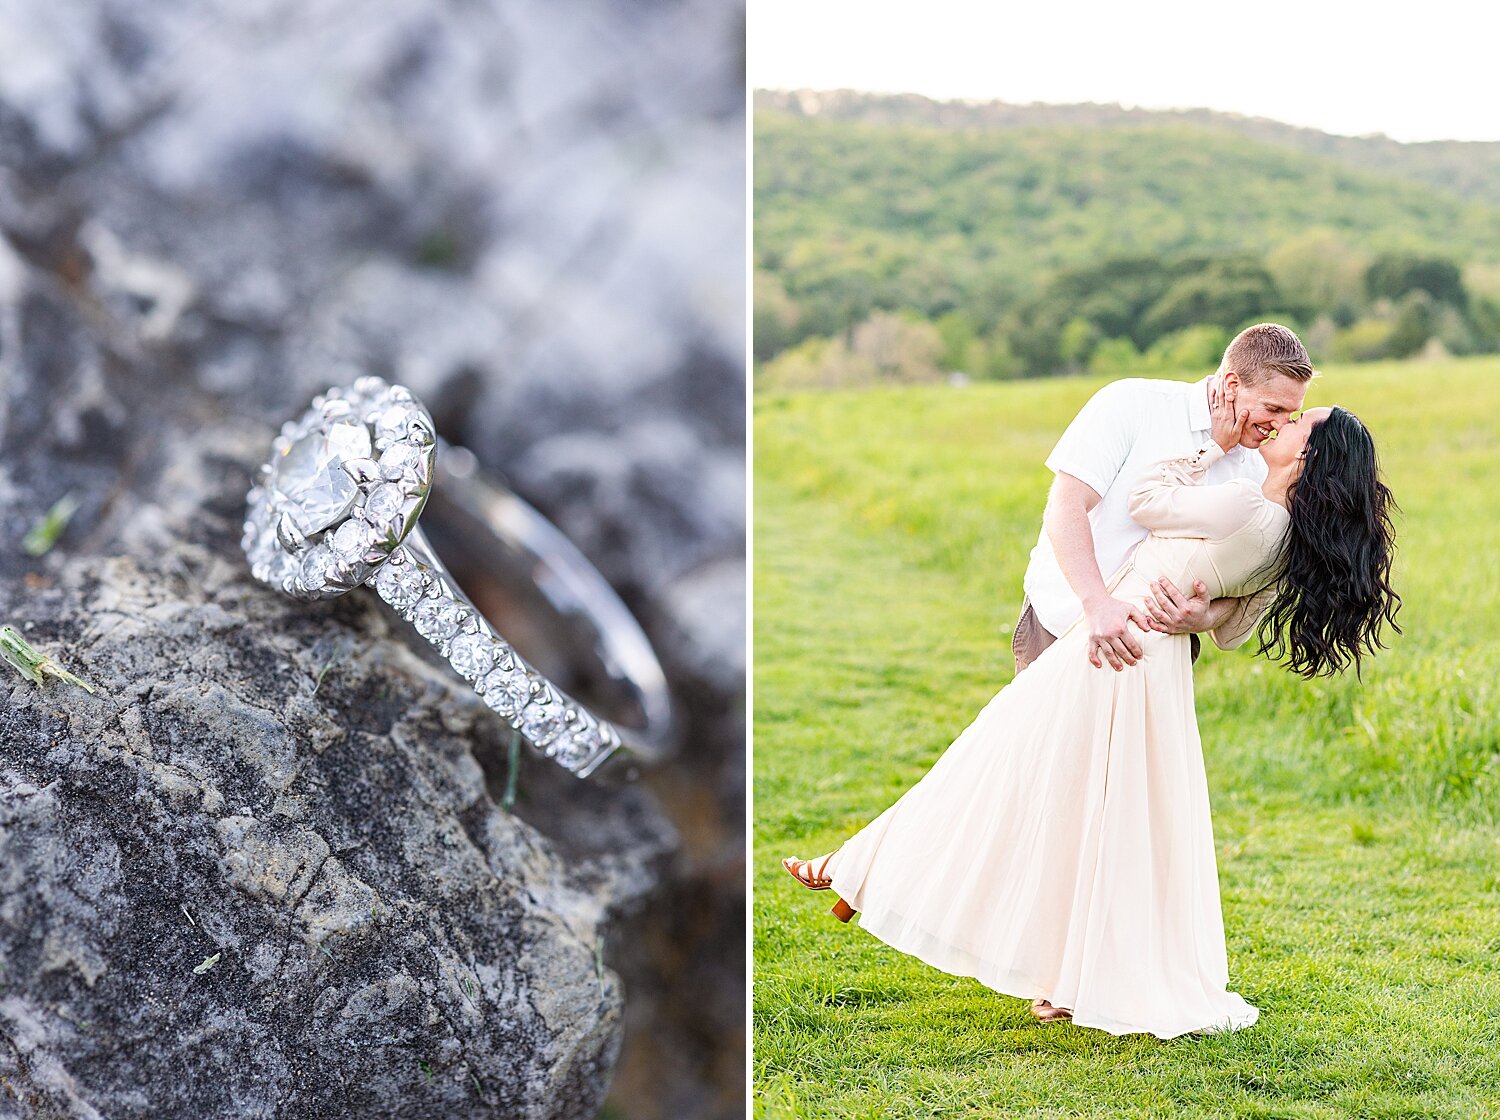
left=758, top=242, right=1500, bottom=390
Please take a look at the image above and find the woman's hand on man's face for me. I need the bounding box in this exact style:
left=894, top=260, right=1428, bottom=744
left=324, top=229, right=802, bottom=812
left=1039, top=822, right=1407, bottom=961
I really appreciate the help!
left=1211, top=385, right=1251, bottom=452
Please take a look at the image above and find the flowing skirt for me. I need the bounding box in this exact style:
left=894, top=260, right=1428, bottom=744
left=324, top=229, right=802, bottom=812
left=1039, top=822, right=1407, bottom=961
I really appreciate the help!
left=824, top=565, right=1259, bottom=1040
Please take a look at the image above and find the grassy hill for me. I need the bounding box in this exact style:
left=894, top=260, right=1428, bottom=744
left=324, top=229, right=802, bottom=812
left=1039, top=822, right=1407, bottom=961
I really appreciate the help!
left=753, top=357, right=1500, bottom=1117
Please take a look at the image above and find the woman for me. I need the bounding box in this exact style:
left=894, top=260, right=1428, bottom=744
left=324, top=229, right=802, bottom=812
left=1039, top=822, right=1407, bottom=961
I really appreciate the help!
left=782, top=394, right=1400, bottom=1039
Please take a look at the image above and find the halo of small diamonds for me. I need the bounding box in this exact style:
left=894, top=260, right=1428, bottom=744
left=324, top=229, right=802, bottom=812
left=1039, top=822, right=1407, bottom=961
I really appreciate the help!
left=243, top=376, right=435, bottom=601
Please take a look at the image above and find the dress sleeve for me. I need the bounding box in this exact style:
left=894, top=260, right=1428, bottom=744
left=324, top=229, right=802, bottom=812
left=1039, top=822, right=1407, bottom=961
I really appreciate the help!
left=1210, top=583, right=1280, bottom=651
left=1125, top=441, right=1259, bottom=540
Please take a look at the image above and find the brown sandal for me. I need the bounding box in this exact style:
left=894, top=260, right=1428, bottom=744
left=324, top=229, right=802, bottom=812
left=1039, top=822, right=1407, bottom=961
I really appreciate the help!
left=782, top=855, right=859, bottom=923
left=1030, top=998, right=1073, bottom=1023
left=781, top=854, right=836, bottom=889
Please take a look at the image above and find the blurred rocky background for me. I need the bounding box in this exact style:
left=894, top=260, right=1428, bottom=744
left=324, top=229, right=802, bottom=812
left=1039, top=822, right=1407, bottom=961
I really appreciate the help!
left=0, top=1, right=744, bottom=1117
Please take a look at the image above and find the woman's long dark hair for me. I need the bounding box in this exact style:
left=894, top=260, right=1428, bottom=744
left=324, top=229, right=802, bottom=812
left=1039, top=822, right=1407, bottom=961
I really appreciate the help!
left=1256, top=407, right=1402, bottom=678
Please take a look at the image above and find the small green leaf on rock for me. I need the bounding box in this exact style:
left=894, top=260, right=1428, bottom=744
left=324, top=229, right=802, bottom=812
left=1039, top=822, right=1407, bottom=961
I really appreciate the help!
left=193, top=952, right=221, bottom=975
left=22, top=493, right=81, bottom=557
left=0, top=625, right=95, bottom=693
left=311, top=636, right=353, bottom=696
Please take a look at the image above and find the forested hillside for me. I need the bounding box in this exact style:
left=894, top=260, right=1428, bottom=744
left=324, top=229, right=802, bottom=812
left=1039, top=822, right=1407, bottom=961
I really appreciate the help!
left=756, top=90, right=1500, bottom=206
left=755, top=90, right=1500, bottom=387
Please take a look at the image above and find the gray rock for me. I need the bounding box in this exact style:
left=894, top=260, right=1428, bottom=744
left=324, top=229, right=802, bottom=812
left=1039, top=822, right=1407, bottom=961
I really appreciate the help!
left=0, top=410, right=677, bottom=1120
left=0, top=0, right=744, bottom=1116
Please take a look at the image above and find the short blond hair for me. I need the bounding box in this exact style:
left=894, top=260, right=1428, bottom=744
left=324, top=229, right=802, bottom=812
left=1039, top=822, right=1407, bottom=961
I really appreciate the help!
left=1220, top=323, right=1315, bottom=386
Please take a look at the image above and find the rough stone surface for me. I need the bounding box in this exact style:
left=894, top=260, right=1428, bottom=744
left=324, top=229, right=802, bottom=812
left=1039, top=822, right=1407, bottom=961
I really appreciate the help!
left=0, top=2, right=744, bottom=1118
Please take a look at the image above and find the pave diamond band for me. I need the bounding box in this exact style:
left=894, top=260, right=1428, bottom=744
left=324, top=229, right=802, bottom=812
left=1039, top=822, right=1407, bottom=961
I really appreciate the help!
left=372, top=540, right=620, bottom=775
left=244, top=377, right=675, bottom=778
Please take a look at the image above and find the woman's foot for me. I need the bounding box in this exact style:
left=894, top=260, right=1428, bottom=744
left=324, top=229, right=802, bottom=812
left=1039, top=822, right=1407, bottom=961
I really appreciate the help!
left=1030, top=998, right=1072, bottom=1023
left=784, top=855, right=859, bottom=922
left=781, top=854, right=836, bottom=890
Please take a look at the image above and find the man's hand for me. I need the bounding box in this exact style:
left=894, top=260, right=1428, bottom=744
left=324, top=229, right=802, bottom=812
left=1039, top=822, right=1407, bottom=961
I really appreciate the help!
left=1083, top=594, right=1152, bottom=671
left=1141, top=577, right=1212, bottom=635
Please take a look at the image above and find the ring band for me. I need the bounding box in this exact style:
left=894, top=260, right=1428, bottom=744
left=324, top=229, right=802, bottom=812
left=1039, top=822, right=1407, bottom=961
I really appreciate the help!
left=242, top=377, right=676, bottom=777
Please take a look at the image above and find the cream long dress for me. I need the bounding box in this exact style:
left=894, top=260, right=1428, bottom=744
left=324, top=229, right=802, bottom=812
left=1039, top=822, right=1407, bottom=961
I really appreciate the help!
left=823, top=441, right=1287, bottom=1040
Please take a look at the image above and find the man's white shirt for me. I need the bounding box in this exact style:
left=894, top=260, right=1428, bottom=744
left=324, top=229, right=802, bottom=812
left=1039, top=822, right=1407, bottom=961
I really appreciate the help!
left=1022, top=376, right=1268, bottom=637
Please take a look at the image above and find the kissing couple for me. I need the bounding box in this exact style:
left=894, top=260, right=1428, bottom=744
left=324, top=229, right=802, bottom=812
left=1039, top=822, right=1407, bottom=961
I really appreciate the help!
left=783, top=323, right=1401, bottom=1039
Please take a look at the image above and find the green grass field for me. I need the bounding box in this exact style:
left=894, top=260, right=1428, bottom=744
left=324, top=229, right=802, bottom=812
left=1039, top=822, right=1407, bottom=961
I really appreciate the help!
left=753, top=358, right=1500, bottom=1119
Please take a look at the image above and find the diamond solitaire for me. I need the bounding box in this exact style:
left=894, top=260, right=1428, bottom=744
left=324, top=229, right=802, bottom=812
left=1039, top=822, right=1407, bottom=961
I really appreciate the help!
left=244, top=377, right=676, bottom=778
left=269, top=421, right=371, bottom=535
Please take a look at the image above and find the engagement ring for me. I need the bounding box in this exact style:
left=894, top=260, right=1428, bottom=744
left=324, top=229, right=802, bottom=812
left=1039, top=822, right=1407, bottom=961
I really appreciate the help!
left=242, top=377, right=675, bottom=778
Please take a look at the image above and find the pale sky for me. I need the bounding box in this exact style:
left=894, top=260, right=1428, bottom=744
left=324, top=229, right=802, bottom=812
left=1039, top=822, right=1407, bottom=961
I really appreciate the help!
left=750, top=0, right=1500, bottom=143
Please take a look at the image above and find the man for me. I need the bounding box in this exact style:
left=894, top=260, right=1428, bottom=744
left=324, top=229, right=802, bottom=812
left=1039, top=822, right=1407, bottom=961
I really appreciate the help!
left=1013, top=322, right=1315, bottom=676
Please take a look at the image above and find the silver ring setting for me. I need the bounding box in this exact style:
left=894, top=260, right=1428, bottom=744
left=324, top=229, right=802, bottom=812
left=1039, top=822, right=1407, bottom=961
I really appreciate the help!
left=244, top=378, right=436, bottom=599
left=243, top=377, right=671, bottom=778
